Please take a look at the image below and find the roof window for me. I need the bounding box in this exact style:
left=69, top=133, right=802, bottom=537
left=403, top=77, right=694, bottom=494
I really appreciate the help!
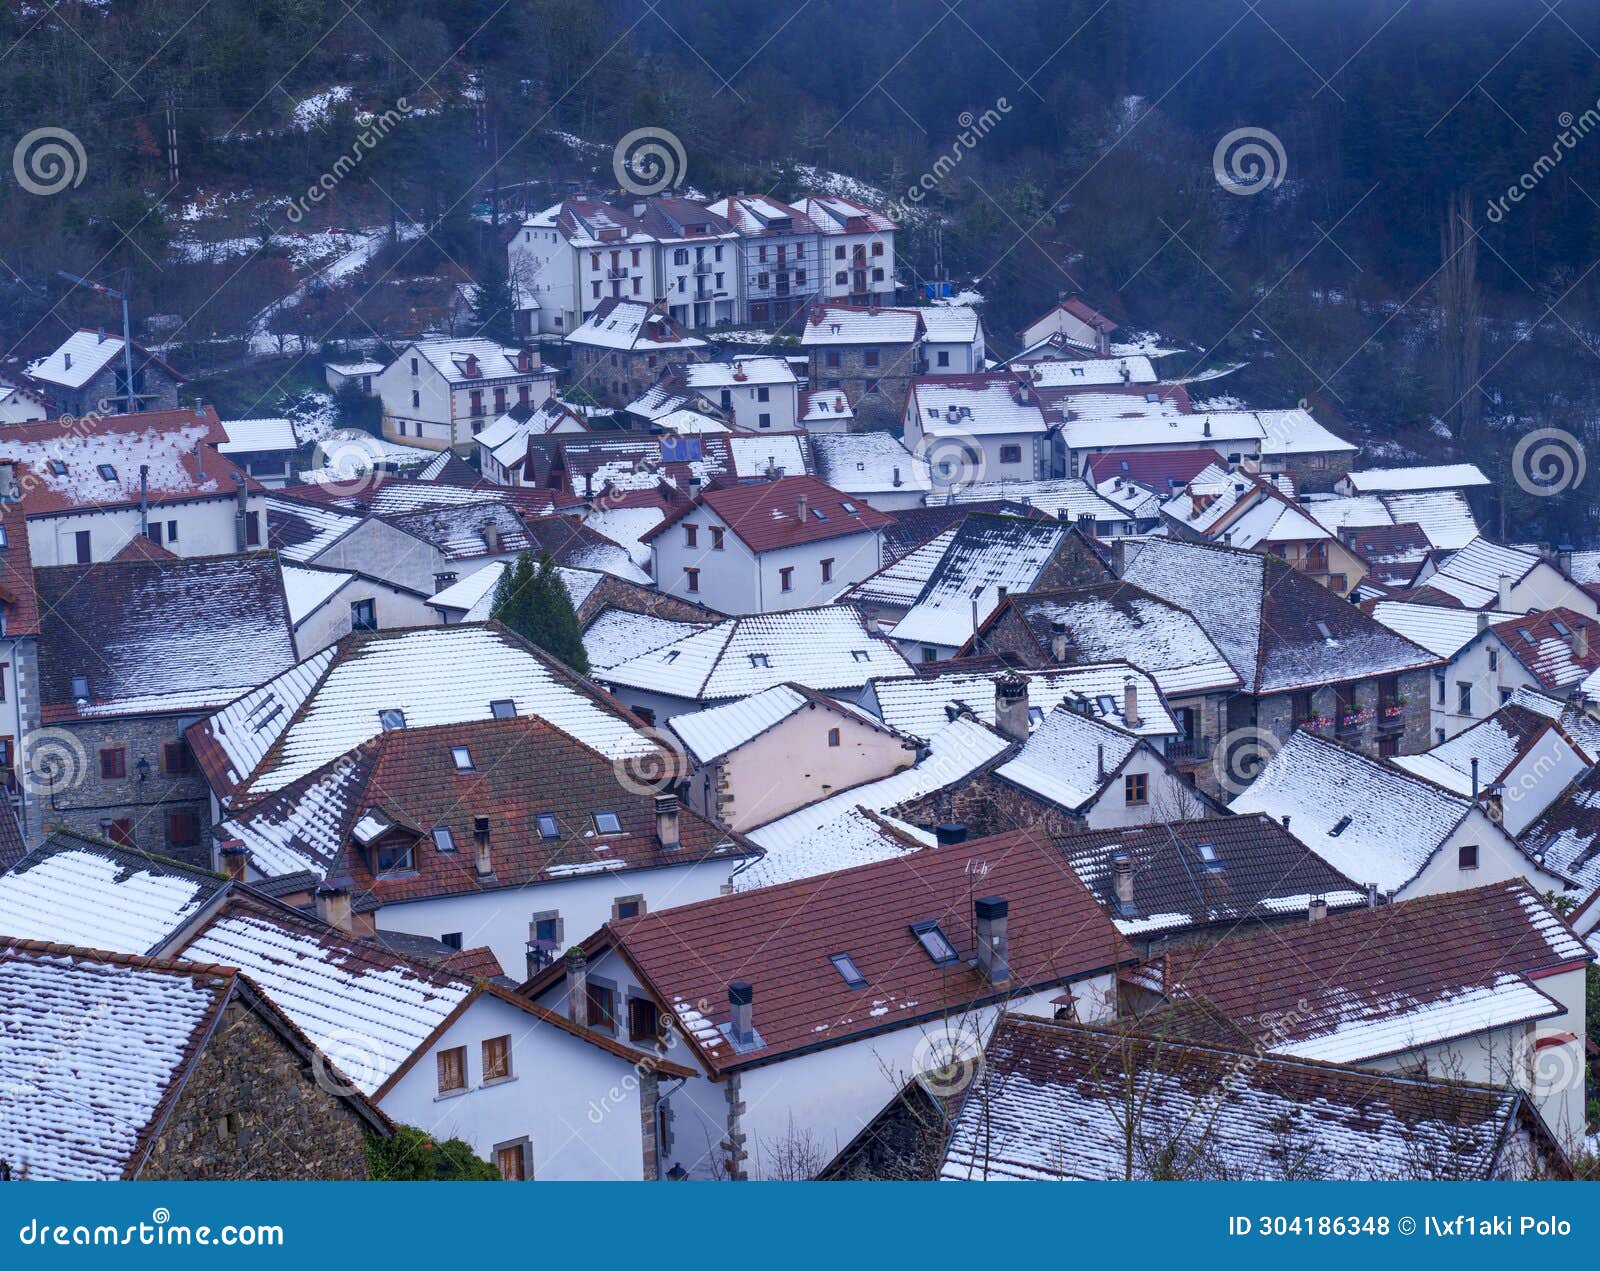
left=431, top=827, right=456, bottom=852
left=1196, top=842, right=1223, bottom=873
left=1329, top=815, right=1353, bottom=837
left=749, top=653, right=770, bottom=668
left=97, top=464, right=116, bottom=481
left=910, top=920, right=959, bottom=966
left=830, top=952, right=867, bottom=989
left=451, top=746, right=474, bottom=771
left=48, top=460, right=67, bottom=476
left=537, top=813, right=559, bottom=839
left=490, top=699, right=517, bottom=719
left=379, top=709, right=407, bottom=730
left=594, top=811, right=623, bottom=834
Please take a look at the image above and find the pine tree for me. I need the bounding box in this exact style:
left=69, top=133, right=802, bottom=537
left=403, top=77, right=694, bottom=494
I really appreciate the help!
left=490, top=550, right=589, bottom=674
left=470, top=251, right=519, bottom=347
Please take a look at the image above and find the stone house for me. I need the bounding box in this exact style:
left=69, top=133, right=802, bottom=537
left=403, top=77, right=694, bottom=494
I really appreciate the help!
left=800, top=303, right=924, bottom=423
left=24, top=329, right=183, bottom=416
left=565, top=299, right=707, bottom=407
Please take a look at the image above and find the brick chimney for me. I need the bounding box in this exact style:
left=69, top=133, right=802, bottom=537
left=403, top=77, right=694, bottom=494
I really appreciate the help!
left=473, top=815, right=493, bottom=878
left=1050, top=619, right=1068, bottom=661
left=315, top=878, right=353, bottom=932
left=974, top=896, right=1010, bottom=986
left=566, top=948, right=588, bottom=1026
left=219, top=842, right=249, bottom=882
left=993, top=672, right=1030, bottom=743
left=1110, top=850, right=1135, bottom=914
left=1123, top=677, right=1141, bottom=729
left=796, top=492, right=809, bottom=522
left=654, top=793, right=681, bottom=851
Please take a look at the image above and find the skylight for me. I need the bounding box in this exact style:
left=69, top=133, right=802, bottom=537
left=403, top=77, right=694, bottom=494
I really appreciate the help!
left=48, top=460, right=67, bottom=476
left=490, top=699, right=517, bottom=719
left=910, top=920, right=959, bottom=966
left=97, top=464, right=116, bottom=481
left=70, top=674, right=90, bottom=699
left=1552, top=619, right=1572, bottom=637
left=379, top=709, right=407, bottom=731
left=1314, top=620, right=1334, bottom=641
left=537, top=813, right=559, bottom=840
left=1329, top=815, right=1353, bottom=837
left=451, top=746, right=474, bottom=771
left=594, top=811, right=623, bottom=834
left=1196, top=842, right=1224, bottom=873
left=432, top=827, right=456, bottom=852
left=851, top=649, right=871, bottom=662
left=830, top=952, right=867, bottom=989
left=811, top=508, right=827, bottom=521
left=842, top=501, right=859, bottom=514
left=749, top=653, right=770, bottom=668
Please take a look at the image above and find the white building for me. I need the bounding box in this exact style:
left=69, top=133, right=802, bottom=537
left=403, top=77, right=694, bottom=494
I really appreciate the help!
left=918, top=304, right=986, bottom=373
left=902, top=374, right=1051, bottom=486
left=796, top=195, right=898, bottom=305
left=375, top=338, right=556, bottom=452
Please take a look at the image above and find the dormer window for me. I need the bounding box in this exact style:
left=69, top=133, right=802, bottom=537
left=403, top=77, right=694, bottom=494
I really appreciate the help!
left=379, top=709, right=407, bottom=731
left=451, top=746, right=474, bottom=771
left=376, top=843, right=415, bottom=875
left=910, top=920, right=959, bottom=966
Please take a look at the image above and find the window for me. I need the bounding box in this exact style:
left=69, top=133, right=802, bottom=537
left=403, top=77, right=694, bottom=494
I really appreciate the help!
left=379, top=709, right=407, bottom=730
left=99, top=747, right=127, bottom=779
left=1457, top=682, right=1473, bottom=715
left=166, top=809, right=198, bottom=848
left=71, top=674, right=90, bottom=699
left=1434, top=670, right=1446, bottom=704
left=1488, top=648, right=1498, bottom=671
left=245, top=511, right=261, bottom=547
left=1459, top=843, right=1479, bottom=870
left=1329, top=815, right=1353, bottom=837
left=536, top=813, right=559, bottom=839
left=74, top=530, right=91, bottom=564
left=999, top=444, right=1022, bottom=464
left=482, top=1035, right=512, bottom=1082
left=749, top=653, right=770, bottom=668
left=411, top=390, right=420, bottom=409
left=451, top=746, right=474, bottom=771
left=627, top=995, right=661, bottom=1043
left=376, top=842, right=414, bottom=874
left=863, top=348, right=880, bottom=367
left=827, top=727, right=842, bottom=748
left=587, top=981, right=618, bottom=1033
left=684, top=567, right=699, bottom=593
left=437, top=1046, right=467, bottom=1094
left=820, top=558, right=834, bottom=583
left=102, top=818, right=134, bottom=847
left=350, top=599, right=377, bottom=631
left=97, top=463, right=116, bottom=481
left=1124, top=772, right=1148, bottom=805
left=779, top=566, right=793, bottom=592
left=161, top=741, right=190, bottom=775
left=710, top=526, right=725, bottom=550
left=825, top=350, right=842, bottom=368
left=431, top=827, right=456, bottom=852
left=830, top=952, right=868, bottom=988
left=684, top=523, right=698, bottom=548
left=594, top=811, right=622, bottom=834
left=440, top=932, right=463, bottom=950
left=871, top=241, right=884, bottom=256
left=490, top=699, right=517, bottom=719
left=911, top=921, right=959, bottom=966
left=921, top=646, right=938, bottom=663
left=495, top=1141, right=529, bottom=1181
left=758, top=412, right=771, bottom=428
left=613, top=894, right=645, bottom=920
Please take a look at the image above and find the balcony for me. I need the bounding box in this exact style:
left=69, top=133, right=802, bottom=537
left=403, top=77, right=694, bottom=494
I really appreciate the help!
left=694, top=260, right=714, bottom=275
left=607, top=267, right=629, bottom=280
left=1168, top=736, right=1212, bottom=763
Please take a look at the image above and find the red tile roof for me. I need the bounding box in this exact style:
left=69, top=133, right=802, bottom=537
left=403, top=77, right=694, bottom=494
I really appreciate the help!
left=1081, top=448, right=1218, bottom=490
left=1490, top=607, right=1600, bottom=690
left=530, top=826, right=1135, bottom=1074
left=642, top=475, right=891, bottom=554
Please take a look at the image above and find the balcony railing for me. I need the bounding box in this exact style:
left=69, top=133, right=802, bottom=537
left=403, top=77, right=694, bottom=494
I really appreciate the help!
left=1168, top=736, right=1212, bottom=763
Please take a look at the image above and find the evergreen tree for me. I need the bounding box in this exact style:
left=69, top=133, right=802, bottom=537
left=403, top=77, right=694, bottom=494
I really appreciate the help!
left=490, top=550, right=590, bottom=674
left=470, top=251, right=520, bottom=347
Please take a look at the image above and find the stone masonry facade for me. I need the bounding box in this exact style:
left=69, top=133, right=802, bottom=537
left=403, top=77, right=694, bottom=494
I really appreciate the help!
left=809, top=343, right=919, bottom=426
left=140, top=998, right=373, bottom=1180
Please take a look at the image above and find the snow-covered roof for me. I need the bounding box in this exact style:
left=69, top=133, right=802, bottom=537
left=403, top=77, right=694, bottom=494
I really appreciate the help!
left=680, top=357, right=797, bottom=388
left=1300, top=493, right=1394, bottom=533
left=800, top=305, right=922, bottom=346
left=1424, top=537, right=1542, bottom=608
left=800, top=389, right=855, bottom=423
left=808, top=431, right=930, bottom=495
left=1343, top=463, right=1491, bottom=493
left=736, top=716, right=1007, bottom=888
left=0, top=837, right=226, bottom=955
left=280, top=563, right=351, bottom=626
left=725, top=432, right=810, bottom=480
left=591, top=605, right=913, bottom=702
left=566, top=300, right=706, bottom=352
left=0, top=945, right=233, bottom=1180
left=405, top=337, right=542, bottom=383
left=1379, top=489, right=1480, bottom=550
left=651, top=408, right=729, bottom=434
left=1230, top=730, right=1476, bottom=893
left=994, top=705, right=1140, bottom=811
left=26, top=330, right=136, bottom=388
left=929, top=477, right=1138, bottom=522
left=191, top=624, right=659, bottom=804
left=669, top=682, right=910, bottom=764
left=868, top=662, right=1174, bottom=740
left=795, top=194, right=896, bottom=234
left=267, top=495, right=364, bottom=561
left=918, top=305, right=981, bottom=344
left=907, top=376, right=1048, bottom=438
left=1368, top=601, right=1518, bottom=658
left=217, top=417, right=299, bottom=453
left=1018, top=356, right=1157, bottom=386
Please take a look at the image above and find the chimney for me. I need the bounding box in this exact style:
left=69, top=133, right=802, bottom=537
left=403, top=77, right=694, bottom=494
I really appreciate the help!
left=219, top=842, right=249, bottom=882
left=934, top=823, right=967, bottom=847
left=864, top=611, right=880, bottom=634
left=1366, top=881, right=1380, bottom=908
left=892, top=466, right=902, bottom=488
left=1050, top=618, right=1068, bottom=661
left=655, top=793, right=681, bottom=850
left=1476, top=610, right=1490, bottom=633
left=1470, top=757, right=1480, bottom=802
left=1123, top=677, right=1141, bottom=728
left=315, top=879, right=353, bottom=932
left=993, top=673, right=1030, bottom=743
left=232, top=473, right=249, bottom=551
left=482, top=520, right=500, bottom=553
left=1497, top=573, right=1513, bottom=609
left=1308, top=896, right=1328, bottom=923
left=797, top=492, right=809, bottom=522
left=1202, top=417, right=1211, bottom=438
left=728, top=981, right=755, bottom=1047
left=1573, top=624, right=1590, bottom=659
left=97, top=326, right=106, bottom=344
left=1096, top=743, right=1106, bottom=781
left=138, top=464, right=149, bottom=537
left=566, top=948, right=589, bottom=1026
left=974, top=896, right=1010, bottom=986
left=63, top=351, right=71, bottom=371
left=1110, top=850, right=1135, bottom=913
left=473, top=815, right=493, bottom=878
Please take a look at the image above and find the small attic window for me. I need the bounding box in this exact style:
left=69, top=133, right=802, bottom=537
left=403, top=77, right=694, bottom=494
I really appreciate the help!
left=830, top=952, right=867, bottom=989
left=1517, top=627, right=1534, bottom=643
left=490, top=699, right=517, bottom=719
left=749, top=653, right=770, bottom=668
left=71, top=674, right=90, bottom=699
left=97, top=464, right=116, bottom=481
left=1314, top=620, right=1333, bottom=641
left=662, top=649, right=680, bottom=663
left=594, top=811, right=622, bottom=834
left=927, top=408, right=939, bottom=419
left=537, top=813, right=559, bottom=840
left=1145, top=392, right=1160, bottom=403
left=1097, top=694, right=1118, bottom=716
left=451, top=746, right=474, bottom=771
left=48, top=460, right=67, bottom=476
left=842, top=501, right=859, bottom=514
left=431, top=827, right=456, bottom=852
left=1028, top=706, right=1044, bottom=726
left=379, top=709, right=407, bottom=730
left=1329, top=815, right=1353, bottom=837
left=1196, top=842, right=1224, bottom=873
left=851, top=649, right=871, bottom=663
left=1552, top=619, right=1572, bottom=638
left=812, top=508, right=827, bottom=521
left=910, top=920, right=959, bottom=966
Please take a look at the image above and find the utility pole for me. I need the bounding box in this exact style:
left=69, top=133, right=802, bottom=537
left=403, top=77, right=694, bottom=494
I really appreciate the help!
left=56, top=269, right=137, bottom=413
left=165, top=89, right=180, bottom=186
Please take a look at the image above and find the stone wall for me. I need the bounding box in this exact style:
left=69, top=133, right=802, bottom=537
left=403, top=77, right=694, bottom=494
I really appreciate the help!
left=893, top=768, right=1080, bottom=841
left=141, top=998, right=373, bottom=1180
left=44, top=713, right=216, bottom=868
left=1253, top=666, right=1433, bottom=761
left=809, top=342, right=919, bottom=423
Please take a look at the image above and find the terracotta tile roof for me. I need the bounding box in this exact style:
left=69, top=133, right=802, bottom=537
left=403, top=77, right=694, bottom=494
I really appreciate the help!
left=1159, top=881, right=1589, bottom=1063
left=0, top=498, right=39, bottom=636
left=881, top=501, right=1053, bottom=560
left=1081, top=448, right=1221, bottom=491
left=111, top=534, right=180, bottom=561
left=643, top=475, right=891, bottom=554
left=1490, top=607, right=1600, bottom=691
left=532, top=827, right=1135, bottom=1074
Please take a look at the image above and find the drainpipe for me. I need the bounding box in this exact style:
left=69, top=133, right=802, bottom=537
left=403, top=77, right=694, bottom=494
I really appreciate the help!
left=138, top=464, right=149, bottom=538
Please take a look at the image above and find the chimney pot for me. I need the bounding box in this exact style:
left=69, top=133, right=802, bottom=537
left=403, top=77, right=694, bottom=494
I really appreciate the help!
left=1308, top=896, right=1328, bottom=923
left=474, top=815, right=492, bottom=877
left=654, top=792, right=682, bottom=850
left=974, top=895, right=1010, bottom=986
left=1110, top=850, right=1135, bottom=913
left=219, top=843, right=249, bottom=882
left=993, top=674, right=1030, bottom=743
left=728, top=981, right=755, bottom=1046
left=315, top=880, right=353, bottom=932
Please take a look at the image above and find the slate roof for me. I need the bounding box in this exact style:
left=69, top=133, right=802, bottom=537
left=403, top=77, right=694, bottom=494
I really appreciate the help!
left=938, top=1016, right=1562, bottom=1181
left=528, top=827, right=1135, bottom=1075
left=1081, top=449, right=1220, bottom=491
left=36, top=554, right=299, bottom=721
left=1120, top=537, right=1438, bottom=694
left=25, top=330, right=180, bottom=390
left=879, top=500, right=1055, bottom=561
left=1051, top=814, right=1366, bottom=938
left=1344, top=464, right=1492, bottom=493
left=992, top=706, right=1142, bottom=811
left=1423, top=537, right=1544, bottom=608
left=1157, top=882, right=1589, bottom=1065
left=800, top=304, right=922, bottom=346
left=1520, top=766, right=1600, bottom=903
left=667, top=681, right=914, bottom=764
left=808, top=431, right=930, bottom=496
